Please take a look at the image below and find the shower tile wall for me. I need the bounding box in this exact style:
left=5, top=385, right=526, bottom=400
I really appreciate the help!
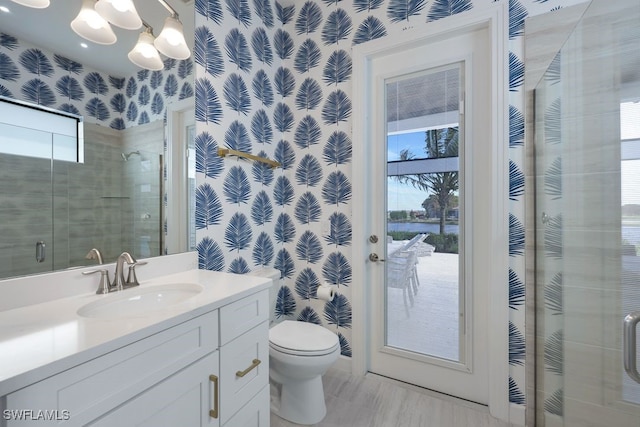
left=0, top=33, right=192, bottom=275
left=193, top=0, right=590, bottom=413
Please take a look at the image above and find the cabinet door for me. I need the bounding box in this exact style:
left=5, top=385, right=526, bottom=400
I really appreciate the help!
left=224, top=385, right=270, bottom=427
left=220, top=321, right=269, bottom=424
left=88, top=352, right=220, bottom=427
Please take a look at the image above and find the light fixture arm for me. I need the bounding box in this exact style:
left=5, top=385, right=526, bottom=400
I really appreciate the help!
left=156, top=0, right=179, bottom=19
left=141, top=20, right=154, bottom=34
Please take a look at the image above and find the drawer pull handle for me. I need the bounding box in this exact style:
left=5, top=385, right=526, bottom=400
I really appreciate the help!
left=236, top=359, right=261, bottom=378
left=209, top=374, right=219, bottom=419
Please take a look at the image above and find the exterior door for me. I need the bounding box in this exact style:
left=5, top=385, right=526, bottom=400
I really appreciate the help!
left=362, top=25, right=493, bottom=404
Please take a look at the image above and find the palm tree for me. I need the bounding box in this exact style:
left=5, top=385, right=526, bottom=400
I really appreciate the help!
left=393, top=127, right=459, bottom=235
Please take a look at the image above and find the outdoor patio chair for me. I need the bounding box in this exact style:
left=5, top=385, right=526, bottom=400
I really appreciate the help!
left=386, top=250, right=417, bottom=317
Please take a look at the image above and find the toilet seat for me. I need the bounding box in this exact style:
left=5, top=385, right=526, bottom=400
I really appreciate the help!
left=269, top=320, right=339, bottom=356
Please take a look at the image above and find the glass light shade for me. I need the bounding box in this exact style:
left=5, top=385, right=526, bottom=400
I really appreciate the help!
left=128, top=31, right=164, bottom=71
left=71, top=0, right=117, bottom=45
left=95, top=0, right=142, bottom=30
left=10, top=0, right=50, bottom=8
left=154, top=16, right=190, bottom=60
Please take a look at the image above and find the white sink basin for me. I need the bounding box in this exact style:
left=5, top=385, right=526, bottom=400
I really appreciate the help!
left=77, top=283, right=203, bottom=319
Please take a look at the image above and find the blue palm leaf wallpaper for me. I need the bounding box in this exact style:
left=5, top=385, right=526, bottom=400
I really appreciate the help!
left=0, top=85, right=14, bottom=98
left=251, top=190, right=274, bottom=224
left=509, top=51, right=524, bottom=92
left=195, top=26, right=225, bottom=77
left=252, top=69, right=275, bottom=106
left=295, top=267, right=321, bottom=299
left=190, top=0, right=561, bottom=411
left=164, top=74, right=178, bottom=97
left=297, top=306, right=322, bottom=324
left=151, top=93, right=164, bottom=115
left=196, top=183, right=223, bottom=229
left=84, top=72, right=109, bottom=95
left=225, top=28, right=253, bottom=72
left=274, top=66, right=296, bottom=97
left=323, top=50, right=352, bottom=86
left=251, top=109, right=274, bottom=144
left=226, top=0, right=252, bottom=27
left=275, top=212, right=296, bottom=243
left=544, top=388, right=563, bottom=416
left=197, top=237, right=225, bottom=271
left=195, top=132, right=224, bottom=179
left=53, top=54, right=83, bottom=74
left=86, top=97, right=110, bottom=120
left=19, top=48, right=54, bottom=77
left=426, top=0, right=473, bottom=22
left=544, top=273, right=563, bottom=315
left=0, top=53, right=20, bottom=82
left=321, top=9, right=352, bottom=45
left=195, top=78, right=223, bottom=124
left=224, top=73, right=252, bottom=115
left=55, top=76, right=84, bottom=101
left=274, top=29, right=295, bottom=60
left=253, top=231, right=275, bottom=265
left=225, top=120, right=253, bottom=152
left=323, top=131, right=352, bottom=165
left=296, top=230, right=324, bottom=263
left=252, top=152, right=276, bottom=185
left=275, top=286, right=297, bottom=317
left=21, top=78, right=55, bottom=106
left=224, top=212, right=253, bottom=251
left=196, top=0, right=224, bottom=24
left=295, top=77, right=323, bottom=110
left=252, top=27, right=274, bottom=65
left=295, top=191, right=322, bottom=224
left=296, top=2, right=324, bottom=35
left=109, top=76, right=125, bottom=89
left=254, top=0, right=275, bottom=28
left=274, top=102, right=295, bottom=132
left=324, top=293, right=352, bottom=328
left=296, top=154, right=324, bottom=187
left=386, top=0, right=426, bottom=23
left=275, top=139, right=296, bottom=169
left=223, top=166, right=252, bottom=204
left=509, top=321, right=525, bottom=366
left=110, top=93, right=126, bottom=113
left=150, top=71, right=163, bottom=89
left=352, top=16, right=387, bottom=45
left=126, top=77, right=137, bottom=98
left=138, top=85, right=150, bottom=105
left=229, top=256, right=251, bottom=273
left=545, top=157, right=562, bottom=199
left=294, top=39, right=322, bottom=74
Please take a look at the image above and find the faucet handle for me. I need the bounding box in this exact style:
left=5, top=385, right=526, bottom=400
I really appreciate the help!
left=126, top=261, right=147, bottom=288
left=83, top=269, right=112, bottom=294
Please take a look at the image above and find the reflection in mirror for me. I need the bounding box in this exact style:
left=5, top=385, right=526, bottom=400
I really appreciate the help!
left=0, top=2, right=194, bottom=280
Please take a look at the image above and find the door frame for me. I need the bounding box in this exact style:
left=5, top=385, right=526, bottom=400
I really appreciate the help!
left=351, top=4, right=510, bottom=422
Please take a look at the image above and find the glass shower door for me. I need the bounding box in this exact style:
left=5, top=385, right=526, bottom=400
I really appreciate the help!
left=535, top=0, right=640, bottom=425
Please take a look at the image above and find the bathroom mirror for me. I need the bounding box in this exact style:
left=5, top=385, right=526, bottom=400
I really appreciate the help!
left=0, top=1, right=195, bottom=279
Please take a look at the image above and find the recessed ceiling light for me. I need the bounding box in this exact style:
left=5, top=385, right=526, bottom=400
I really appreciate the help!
left=0, top=6, right=10, bottom=12
left=80, top=43, right=88, bottom=48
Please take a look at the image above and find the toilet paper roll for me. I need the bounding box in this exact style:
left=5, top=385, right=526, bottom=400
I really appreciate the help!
left=317, top=283, right=335, bottom=302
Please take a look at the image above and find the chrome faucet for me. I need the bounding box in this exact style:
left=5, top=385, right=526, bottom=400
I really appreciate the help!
left=113, top=252, right=136, bottom=291
left=85, top=248, right=104, bottom=264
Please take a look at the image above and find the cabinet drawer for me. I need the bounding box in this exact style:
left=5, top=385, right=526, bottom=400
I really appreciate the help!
left=223, top=384, right=269, bottom=427
left=5, top=310, right=218, bottom=426
left=219, top=289, right=268, bottom=345
left=219, top=321, right=269, bottom=425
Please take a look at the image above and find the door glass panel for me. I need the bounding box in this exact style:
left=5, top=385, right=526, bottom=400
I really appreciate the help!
left=187, top=123, right=196, bottom=251
left=385, top=64, right=463, bottom=363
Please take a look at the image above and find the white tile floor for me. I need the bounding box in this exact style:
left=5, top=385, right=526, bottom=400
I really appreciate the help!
left=270, top=366, right=516, bottom=427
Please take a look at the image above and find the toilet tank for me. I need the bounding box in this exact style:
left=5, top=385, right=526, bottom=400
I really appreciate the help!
left=247, top=267, right=282, bottom=324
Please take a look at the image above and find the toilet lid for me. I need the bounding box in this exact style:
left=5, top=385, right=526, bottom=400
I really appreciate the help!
left=269, top=320, right=339, bottom=354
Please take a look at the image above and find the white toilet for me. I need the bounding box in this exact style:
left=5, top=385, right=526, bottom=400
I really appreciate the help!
left=249, top=268, right=340, bottom=425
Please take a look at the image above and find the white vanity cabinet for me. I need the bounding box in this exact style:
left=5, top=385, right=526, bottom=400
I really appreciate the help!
left=2, top=289, right=270, bottom=427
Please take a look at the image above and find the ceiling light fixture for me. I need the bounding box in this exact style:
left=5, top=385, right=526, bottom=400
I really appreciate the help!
left=153, top=0, right=191, bottom=60
left=10, top=0, right=49, bottom=8
left=128, top=23, right=164, bottom=71
left=95, top=0, right=142, bottom=30
left=71, top=0, right=117, bottom=45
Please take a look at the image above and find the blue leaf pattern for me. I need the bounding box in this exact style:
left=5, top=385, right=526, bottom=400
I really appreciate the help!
left=352, top=16, right=387, bottom=45
left=295, top=154, right=323, bottom=187
left=19, top=48, right=53, bottom=77
left=126, top=77, right=137, bottom=98
left=198, top=237, right=225, bottom=271
left=274, top=66, right=296, bottom=97
left=225, top=120, right=253, bottom=152
left=294, top=39, right=322, bottom=74
left=226, top=0, right=252, bottom=27
left=322, top=171, right=352, bottom=205
left=195, top=26, right=225, bottom=77
left=55, top=76, right=84, bottom=101
left=296, top=230, right=324, bottom=263
left=225, top=28, right=253, bottom=72
left=0, top=53, right=20, bottom=81
left=324, top=293, right=352, bottom=328
left=223, top=166, right=252, bottom=204
left=273, top=176, right=295, bottom=206
left=275, top=213, right=296, bottom=243
left=274, top=29, right=295, bottom=60
left=138, top=85, right=150, bottom=105
left=224, top=212, right=253, bottom=251
left=252, top=151, right=275, bottom=185
left=323, top=131, right=352, bottom=165
left=323, top=50, right=352, bottom=86
left=275, top=286, right=297, bottom=317
left=295, top=268, right=320, bottom=299
left=426, top=0, right=473, bottom=22
left=150, top=71, right=163, bottom=89
left=296, top=2, right=323, bottom=35
left=509, top=269, right=525, bottom=309
left=254, top=0, right=275, bottom=28
left=229, top=257, right=251, bottom=274
left=195, top=78, right=223, bottom=124
left=297, top=306, right=322, bottom=324
left=274, top=139, right=296, bottom=169
left=353, top=0, right=384, bottom=12
left=294, top=191, right=322, bottom=224
left=509, top=213, right=525, bottom=257
left=509, top=52, right=524, bottom=92
left=325, top=212, right=352, bottom=246
left=84, top=72, right=109, bottom=95
left=0, top=84, right=13, bottom=98
left=252, top=69, right=274, bottom=106
left=164, top=74, right=178, bottom=97
left=509, top=160, right=524, bottom=201
left=274, top=102, right=294, bottom=132
left=322, top=251, right=351, bottom=285
left=509, top=322, right=525, bottom=366
left=274, top=249, right=295, bottom=278
left=322, top=89, right=352, bottom=124
left=294, top=115, right=322, bottom=149
left=151, top=93, right=164, bottom=115
left=251, top=109, right=273, bottom=144
left=108, top=76, right=125, bottom=89
left=276, top=2, right=296, bottom=25
left=321, top=9, right=352, bottom=45
left=196, top=0, right=223, bottom=24
left=509, top=105, right=525, bottom=147
left=338, top=332, right=352, bottom=357
left=509, top=0, right=528, bottom=40
left=251, top=190, right=274, bottom=224
left=110, top=93, right=126, bottom=113
left=195, top=132, right=224, bottom=179
left=253, top=231, right=275, bottom=265
left=196, top=183, right=223, bottom=229
left=251, top=27, right=274, bottom=66
left=387, top=0, right=426, bottom=22
left=224, top=73, right=252, bottom=115
left=86, top=97, right=110, bottom=120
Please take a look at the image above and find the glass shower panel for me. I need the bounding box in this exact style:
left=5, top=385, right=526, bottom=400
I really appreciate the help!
left=0, top=123, right=53, bottom=278
left=535, top=0, right=640, bottom=425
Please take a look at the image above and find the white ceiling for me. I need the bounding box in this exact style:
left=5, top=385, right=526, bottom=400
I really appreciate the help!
left=0, top=0, right=194, bottom=77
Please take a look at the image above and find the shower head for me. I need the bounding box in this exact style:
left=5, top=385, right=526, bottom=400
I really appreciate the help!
left=121, top=150, right=141, bottom=161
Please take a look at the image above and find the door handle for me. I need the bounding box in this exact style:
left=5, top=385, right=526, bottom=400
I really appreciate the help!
left=35, top=241, right=46, bottom=263
left=369, top=253, right=385, bottom=262
left=623, top=311, right=640, bottom=384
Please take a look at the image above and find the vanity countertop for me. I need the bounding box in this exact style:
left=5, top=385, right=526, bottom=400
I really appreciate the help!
left=0, top=269, right=271, bottom=396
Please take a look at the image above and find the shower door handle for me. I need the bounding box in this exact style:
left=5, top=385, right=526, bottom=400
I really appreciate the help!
left=35, top=241, right=46, bottom=263
left=623, top=311, right=640, bottom=384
